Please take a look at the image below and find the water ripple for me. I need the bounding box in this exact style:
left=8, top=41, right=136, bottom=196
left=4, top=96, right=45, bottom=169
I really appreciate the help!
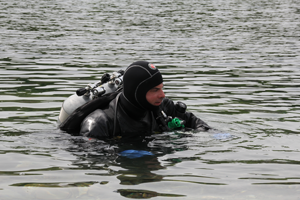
left=1, top=0, right=300, bottom=199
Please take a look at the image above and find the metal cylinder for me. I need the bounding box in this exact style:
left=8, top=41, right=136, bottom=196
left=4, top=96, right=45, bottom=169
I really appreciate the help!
left=57, top=93, right=94, bottom=124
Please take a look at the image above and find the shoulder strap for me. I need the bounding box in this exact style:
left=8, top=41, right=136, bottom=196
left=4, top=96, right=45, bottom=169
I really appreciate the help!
left=112, top=93, right=121, bottom=138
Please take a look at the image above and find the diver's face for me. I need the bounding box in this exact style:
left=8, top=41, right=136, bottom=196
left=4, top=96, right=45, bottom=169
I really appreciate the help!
left=146, top=83, right=165, bottom=106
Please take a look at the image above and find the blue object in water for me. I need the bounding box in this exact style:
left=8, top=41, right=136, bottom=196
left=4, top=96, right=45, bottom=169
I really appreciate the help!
left=213, top=133, right=232, bottom=140
left=119, top=150, right=154, bottom=159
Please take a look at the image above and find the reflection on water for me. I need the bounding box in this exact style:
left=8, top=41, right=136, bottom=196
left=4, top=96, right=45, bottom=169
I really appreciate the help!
left=1, top=0, right=300, bottom=199
left=116, top=189, right=186, bottom=198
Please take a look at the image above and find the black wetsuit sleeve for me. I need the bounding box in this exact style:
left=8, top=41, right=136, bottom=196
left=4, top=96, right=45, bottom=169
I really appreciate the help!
left=161, top=98, right=211, bottom=131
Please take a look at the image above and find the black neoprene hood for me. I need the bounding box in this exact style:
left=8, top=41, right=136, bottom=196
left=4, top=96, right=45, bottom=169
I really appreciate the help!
left=122, top=61, right=163, bottom=111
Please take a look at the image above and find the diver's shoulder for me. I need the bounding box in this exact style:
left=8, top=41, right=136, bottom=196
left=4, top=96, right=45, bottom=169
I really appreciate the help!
left=162, top=97, right=174, bottom=105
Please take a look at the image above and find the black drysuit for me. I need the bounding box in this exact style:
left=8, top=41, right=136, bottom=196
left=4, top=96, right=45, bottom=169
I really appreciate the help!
left=79, top=93, right=211, bottom=139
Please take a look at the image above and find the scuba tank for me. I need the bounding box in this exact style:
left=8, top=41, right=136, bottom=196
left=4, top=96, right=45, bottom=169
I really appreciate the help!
left=58, top=70, right=124, bottom=125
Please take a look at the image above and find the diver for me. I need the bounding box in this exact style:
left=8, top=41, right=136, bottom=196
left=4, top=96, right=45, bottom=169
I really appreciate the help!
left=79, top=61, right=211, bottom=140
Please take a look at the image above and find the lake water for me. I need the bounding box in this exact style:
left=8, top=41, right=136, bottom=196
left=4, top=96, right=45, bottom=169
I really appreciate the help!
left=1, top=0, right=300, bottom=199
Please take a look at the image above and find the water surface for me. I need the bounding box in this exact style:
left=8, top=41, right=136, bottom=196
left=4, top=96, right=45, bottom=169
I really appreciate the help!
left=1, top=0, right=300, bottom=199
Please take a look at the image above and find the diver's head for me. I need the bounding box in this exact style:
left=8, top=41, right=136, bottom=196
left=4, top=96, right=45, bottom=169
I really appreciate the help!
left=122, top=61, right=164, bottom=111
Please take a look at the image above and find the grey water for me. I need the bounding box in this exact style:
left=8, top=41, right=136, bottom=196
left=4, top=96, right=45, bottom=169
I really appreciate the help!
left=1, top=0, right=300, bottom=199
